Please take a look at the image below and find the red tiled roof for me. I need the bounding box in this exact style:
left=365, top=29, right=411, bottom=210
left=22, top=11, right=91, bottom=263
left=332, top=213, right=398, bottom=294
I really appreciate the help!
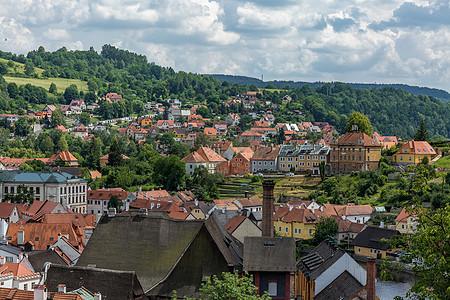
left=282, top=208, right=319, bottom=223
left=0, top=261, right=39, bottom=278
left=273, top=206, right=290, bottom=220
left=181, top=147, right=227, bottom=163
left=235, top=197, right=262, bottom=208
left=48, top=150, right=78, bottom=164
left=168, top=211, right=190, bottom=220
left=394, top=141, right=435, bottom=155
left=88, top=188, right=128, bottom=200
left=0, top=203, right=26, bottom=219
left=251, top=146, right=280, bottom=160
left=99, top=153, right=130, bottom=160
left=224, top=215, right=246, bottom=234
left=333, top=132, right=381, bottom=147
left=41, top=213, right=97, bottom=227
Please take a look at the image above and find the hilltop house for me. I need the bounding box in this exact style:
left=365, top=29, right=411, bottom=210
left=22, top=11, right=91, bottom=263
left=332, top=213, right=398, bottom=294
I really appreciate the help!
left=393, top=141, right=437, bottom=165
left=181, top=147, right=227, bottom=176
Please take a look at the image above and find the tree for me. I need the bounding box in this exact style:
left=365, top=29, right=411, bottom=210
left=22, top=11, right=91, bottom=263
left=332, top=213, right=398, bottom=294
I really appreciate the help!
left=173, top=271, right=270, bottom=300
left=40, top=135, right=55, bottom=154
left=313, top=218, right=338, bottom=243
left=3, top=184, right=35, bottom=204
left=85, top=137, right=102, bottom=170
left=276, top=129, right=285, bottom=145
left=49, top=83, right=57, bottom=94
left=24, top=61, right=35, bottom=76
left=56, top=134, right=69, bottom=151
left=0, top=62, right=8, bottom=75
left=385, top=205, right=450, bottom=299
left=107, top=195, right=122, bottom=212
left=64, top=84, right=79, bottom=104
left=344, top=112, right=373, bottom=137
left=319, top=161, right=326, bottom=181
left=153, top=155, right=186, bottom=191
left=414, top=119, right=428, bottom=141
left=108, top=137, right=123, bottom=167
left=14, top=117, right=30, bottom=137
left=79, top=112, right=91, bottom=126
left=193, top=133, right=211, bottom=150
left=51, top=109, right=65, bottom=127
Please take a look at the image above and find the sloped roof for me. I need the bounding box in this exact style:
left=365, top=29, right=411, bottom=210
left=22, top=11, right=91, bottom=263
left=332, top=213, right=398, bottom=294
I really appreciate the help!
left=251, top=146, right=280, bottom=161
left=181, top=147, right=227, bottom=163
left=314, top=270, right=363, bottom=300
left=41, top=213, right=97, bottom=228
left=333, top=132, right=381, bottom=147
left=351, top=226, right=400, bottom=250
left=0, top=203, right=25, bottom=219
left=394, top=140, right=435, bottom=155
left=0, top=171, right=85, bottom=184
left=335, top=204, right=373, bottom=216
left=28, top=248, right=71, bottom=271
left=235, top=197, right=262, bottom=208
left=243, top=237, right=296, bottom=272
left=45, top=264, right=145, bottom=300
left=395, top=207, right=419, bottom=222
left=224, top=215, right=246, bottom=234
left=273, top=206, right=290, bottom=220
left=282, top=208, right=319, bottom=224
left=0, top=261, right=39, bottom=278
left=99, top=153, right=130, bottom=160
left=0, top=288, right=82, bottom=300
left=88, top=188, right=128, bottom=200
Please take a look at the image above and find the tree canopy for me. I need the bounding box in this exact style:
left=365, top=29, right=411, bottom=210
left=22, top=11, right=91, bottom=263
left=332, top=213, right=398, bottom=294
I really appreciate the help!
left=344, top=112, right=373, bottom=137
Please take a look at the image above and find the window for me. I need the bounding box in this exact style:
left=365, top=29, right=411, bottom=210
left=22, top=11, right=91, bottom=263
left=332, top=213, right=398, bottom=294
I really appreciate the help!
left=370, top=249, right=373, bottom=254
left=4, top=187, right=7, bottom=194
left=10, top=187, right=14, bottom=194
left=299, top=155, right=304, bottom=160
left=309, top=229, right=313, bottom=235
left=35, top=237, right=39, bottom=241
left=401, top=224, right=405, bottom=229
left=6, top=257, right=13, bottom=263
left=268, top=281, right=277, bottom=297
left=278, top=226, right=281, bottom=232
left=409, top=156, right=412, bottom=161
left=298, top=228, right=301, bottom=234
left=312, top=156, right=318, bottom=160
left=285, top=227, right=288, bottom=233
left=23, top=284, right=28, bottom=290
left=36, top=187, right=40, bottom=195
left=400, top=156, right=403, bottom=161
left=294, top=228, right=297, bottom=234
left=307, top=162, right=310, bottom=167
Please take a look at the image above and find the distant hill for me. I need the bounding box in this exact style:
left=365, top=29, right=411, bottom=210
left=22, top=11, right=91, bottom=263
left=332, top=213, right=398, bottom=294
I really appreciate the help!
left=208, top=74, right=450, bottom=102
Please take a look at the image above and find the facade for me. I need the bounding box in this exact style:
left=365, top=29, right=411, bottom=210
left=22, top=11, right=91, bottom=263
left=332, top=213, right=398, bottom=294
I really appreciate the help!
left=394, top=207, right=418, bottom=234
left=72, top=125, right=88, bottom=139
left=224, top=216, right=261, bottom=243
left=273, top=207, right=320, bottom=239
left=329, top=132, right=382, bottom=175
left=87, top=188, right=129, bottom=215
left=352, top=226, right=400, bottom=258
left=278, top=144, right=329, bottom=174
left=251, top=147, right=280, bottom=173
left=393, top=140, right=437, bottom=165
left=216, top=153, right=252, bottom=176
left=0, top=171, right=87, bottom=213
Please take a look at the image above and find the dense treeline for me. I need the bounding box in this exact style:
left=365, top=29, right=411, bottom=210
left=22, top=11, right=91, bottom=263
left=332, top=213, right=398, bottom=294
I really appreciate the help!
left=0, top=45, right=449, bottom=138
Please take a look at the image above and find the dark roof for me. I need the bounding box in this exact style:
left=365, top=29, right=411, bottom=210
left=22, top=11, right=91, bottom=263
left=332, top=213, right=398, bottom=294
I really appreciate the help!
left=77, top=211, right=242, bottom=297
left=0, top=243, right=24, bottom=255
left=28, top=249, right=69, bottom=272
left=314, top=270, right=363, bottom=300
left=243, top=237, right=295, bottom=272
left=351, top=226, right=400, bottom=251
left=297, top=241, right=346, bottom=280
left=45, top=264, right=146, bottom=300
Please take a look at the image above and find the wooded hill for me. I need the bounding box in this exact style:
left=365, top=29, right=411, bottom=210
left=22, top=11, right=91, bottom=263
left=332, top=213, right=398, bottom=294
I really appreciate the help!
left=0, top=45, right=449, bottom=139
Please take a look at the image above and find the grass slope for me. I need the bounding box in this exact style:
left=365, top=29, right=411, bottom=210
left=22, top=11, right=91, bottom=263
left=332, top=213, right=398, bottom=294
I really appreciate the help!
left=433, top=156, right=450, bottom=169
left=3, top=76, right=88, bottom=93
left=0, top=58, right=44, bottom=76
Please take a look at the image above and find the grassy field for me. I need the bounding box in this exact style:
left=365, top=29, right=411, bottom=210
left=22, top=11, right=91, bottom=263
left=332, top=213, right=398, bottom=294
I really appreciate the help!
left=0, top=58, right=44, bottom=76
left=3, top=76, right=88, bottom=93
left=250, top=175, right=321, bottom=200
left=433, top=155, right=450, bottom=169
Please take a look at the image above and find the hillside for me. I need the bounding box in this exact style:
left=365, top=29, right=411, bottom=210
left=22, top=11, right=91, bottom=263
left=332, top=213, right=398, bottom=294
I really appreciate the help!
left=0, top=45, right=449, bottom=139
left=208, top=74, right=450, bottom=102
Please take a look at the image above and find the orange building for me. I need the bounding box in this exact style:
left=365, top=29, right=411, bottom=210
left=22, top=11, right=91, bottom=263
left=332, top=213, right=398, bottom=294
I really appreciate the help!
left=216, top=152, right=252, bottom=176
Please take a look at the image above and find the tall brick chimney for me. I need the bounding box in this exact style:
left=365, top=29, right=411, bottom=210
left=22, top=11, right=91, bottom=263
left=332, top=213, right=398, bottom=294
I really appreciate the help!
left=366, top=257, right=376, bottom=300
left=262, top=180, right=275, bottom=237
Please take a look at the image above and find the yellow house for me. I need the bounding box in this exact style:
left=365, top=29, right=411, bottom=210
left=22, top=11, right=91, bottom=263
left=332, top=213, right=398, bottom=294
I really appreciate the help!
left=393, top=140, right=437, bottom=165
left=139, top=116, right=153, bottom=127
left=273, top=207, right=320, bottom=239
left=395, top=207, right=418, bottom=234
left=278, top=144, right=330, bottom=174
left=352, top=226, right=400, bottom=258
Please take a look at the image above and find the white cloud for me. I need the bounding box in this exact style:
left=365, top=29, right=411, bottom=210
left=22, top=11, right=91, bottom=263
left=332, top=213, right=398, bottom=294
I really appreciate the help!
left=44, top=29, right=70, bottom=41
left=0, top=17, right=36, bottom=52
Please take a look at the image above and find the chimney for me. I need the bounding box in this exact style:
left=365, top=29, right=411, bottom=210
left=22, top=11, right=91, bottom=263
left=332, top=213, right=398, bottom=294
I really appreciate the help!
left=221, top=207, right=226, bottom=214
left=57, top=284, right=66, bottom=293
left=34, top=285, right=47, bottom=300
left=107, top=208, right=116, bottom=218
left=367, top=257, right=376, bottom=300
left=18, top=230, right=24, bottom=245
left=94, top=293, right=102, bottom=300
left=125, top=200, right=130, bottom=212
left=262, top=180, right=275, bottom=237
left=139, top=208, right=148, bottom=217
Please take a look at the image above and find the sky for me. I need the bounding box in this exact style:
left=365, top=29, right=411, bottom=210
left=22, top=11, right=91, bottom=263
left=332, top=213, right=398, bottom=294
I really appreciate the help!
left=1, top=0, right=450, bottom=91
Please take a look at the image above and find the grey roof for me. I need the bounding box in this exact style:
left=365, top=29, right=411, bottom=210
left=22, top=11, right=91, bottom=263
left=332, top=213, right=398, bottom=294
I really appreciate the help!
left=0, top=243, right=24, bottom=255
left=351, top=226, right=400, bottom=251
left=0, top=170, right=86, bottom=183
left=298, top=242, right=346, bottom=280
left=77, top=211, right=242, bottom=297
left=278, top=144, right=330, bottom=157
left=278, top=145, right=301, bottom=157
left=212, top=208, right=241, bottom=226
left=314, top=270, right=363, bottom=300
left=28, top=249, right=69, bottom=272
left=243, top=237, right=296, bottom=272
left=45, top=264, right=146, bottom=300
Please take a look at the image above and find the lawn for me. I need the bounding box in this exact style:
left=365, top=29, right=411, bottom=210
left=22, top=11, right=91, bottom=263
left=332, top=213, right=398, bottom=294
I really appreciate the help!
left=0, top=58, right=44, bottom=76
left=433, top=155, right=450, bottom=169
left=3, top=76, right=88, bottom=93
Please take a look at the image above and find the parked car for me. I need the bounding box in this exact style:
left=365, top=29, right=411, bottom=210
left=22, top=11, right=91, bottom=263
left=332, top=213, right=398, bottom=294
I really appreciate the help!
left=285, top=172, right=294, bottom=176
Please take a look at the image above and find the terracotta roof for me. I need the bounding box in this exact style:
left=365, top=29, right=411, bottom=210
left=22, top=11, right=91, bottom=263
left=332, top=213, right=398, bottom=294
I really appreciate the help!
left=135, top=190, right=171, bottom=199
left=48, top=150, right=78, bottom=164
left=251, top=146, right=280, bottom=160
left=223, top=215, right=246, bottom=234
left=56, top=125, right=67, bottom=132
left=333, top=132, right=381, bottom=147
left=0, top=203, right=25, bottom=219
left=181, top=147, right=227, bottom=163
left=240, top=131, right=261, bottom=137
left=156, top=120, right=174, bottom=126
left=99, top=153, right=130, bottom=160
left=0, top=261, right=39, bottom=278
left=395, top=207, right=419, bottom=222
left=0, top=288, right=82, bottom=300
left=73, top=125, right=88, bottom=132
left=204, top=127, right=216, bottom=136
left=394, top=140, right=435, bottom=155
left=25, top=201, right=59, bottom=220
left=41, top=213, right=97, bottom=228
left=334, top=204, right=373, bottom=217
left=89, top=170, right=102, bottom=179
left=7, top=223, right=85, bottom=251
left=88, top=188, right=128, bottom=200
left=273, top=206, right=290, bottom=220
left=167, top=211, right=190, bottom=220
left=234, top=197, right=262, bottom=208
left=213, top=199, right=239, bottom=210
left=282, top=208, right=320, bottom=223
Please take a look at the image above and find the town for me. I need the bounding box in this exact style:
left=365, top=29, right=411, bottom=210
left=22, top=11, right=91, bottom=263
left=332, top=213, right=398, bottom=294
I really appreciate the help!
left=0, top=84, right=448, bottom=300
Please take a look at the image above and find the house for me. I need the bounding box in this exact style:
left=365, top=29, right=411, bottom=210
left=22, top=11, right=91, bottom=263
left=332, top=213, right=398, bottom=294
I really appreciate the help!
left=76, top=211, right=242, bottom=299
left=139, top=116, right=153, bottom=127
left=86, top=103, right=99, bottom=111
left=0, top=203, right=25, bottom=223
left=134, top=128, right=148, bottom=141
left=69, top=100, right=86, bottom=110
left=47, top=150, right=79, bottom=167
left=204, top=127, right=216, bottom=137
left=295, top=241, right=374, bottom=300
left=0, top=286, right=82, bottom=299
left=55, top=125, right=67, bottom=133
left=87, top=188, right=129, bottom=215
left=181, top=147, right=227, bottom=176
left=43, top=264, right=146, bottom=300
left=250, top=127, right=277, bottom=141
left=0, top=171, right=87, bottom=214
left=156, top=120, right=175, bottom=131
left=393, top=141, right=436, bottom=165
left=99, top=153, right=130, bottom=168
left=210, top=140, right=233, bottom=155
left=0, top=114, right=20, bottom=123
left=43, top=105, right=57, bottom=114
left=222, top=147, right=254, bottom=161
left=0, top=244, right=25, bottom=264
left=212, top=121, right=227, bottom=136
left=72, top=125, right=88, bottom=139
left=335, top=217, right=366, bottom=245
left=251, top=147, right=280, bottom=173
left=394, top=207, right=418, bottom=234
left=278, top=144, right=330, bottom=174
left=239, top=131, right=262, bottom=143
left=243, top=236, right=296, bottom=300
left=226, top=113, right=240, bottom=126
left=105, top=92, right=122, bottom=102
left=334, top=204, right=373, bottom=224
left=329, top=132, right=382, bottom=175
left=21, top=200, right=68, bottom=221
left=352, top=226, right=400, bottom=258
left=224, top=216, right=261, bottom=243
left=273, top=207, right=322, bottom=239
left=233, top=197, right=263, bottom=222
left=0, top=256, right=41, bottom=291
left=216, top=152, right=252, bottom=176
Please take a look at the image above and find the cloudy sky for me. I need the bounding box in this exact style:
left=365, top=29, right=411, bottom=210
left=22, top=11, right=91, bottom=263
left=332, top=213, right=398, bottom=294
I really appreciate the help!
left=1, top=0, right=450, bottom=91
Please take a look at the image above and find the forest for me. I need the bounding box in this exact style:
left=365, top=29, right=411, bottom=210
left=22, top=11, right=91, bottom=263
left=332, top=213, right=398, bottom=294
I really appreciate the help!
left=0, top=45, right=449, bottom=139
